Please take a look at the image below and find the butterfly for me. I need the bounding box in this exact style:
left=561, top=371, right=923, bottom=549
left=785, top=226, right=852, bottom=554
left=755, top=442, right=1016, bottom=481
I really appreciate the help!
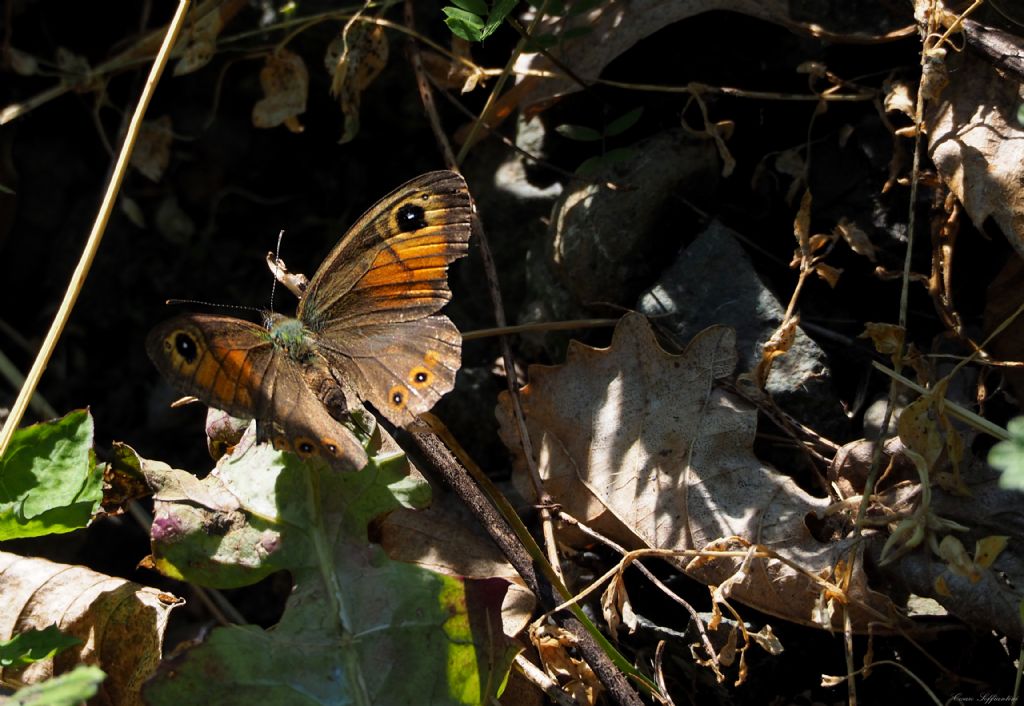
left=147, top=170, right=473, bottom=470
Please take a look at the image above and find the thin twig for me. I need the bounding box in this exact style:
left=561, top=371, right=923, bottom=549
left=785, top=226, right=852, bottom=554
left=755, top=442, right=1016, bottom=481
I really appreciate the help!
left=558, top=512, right=720, bottom=672
left=398, top=428, right=652, bottom=705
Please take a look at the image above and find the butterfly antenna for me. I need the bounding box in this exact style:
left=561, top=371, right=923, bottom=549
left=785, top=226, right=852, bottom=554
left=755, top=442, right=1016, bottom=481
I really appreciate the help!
left=163, top=299, right=262, bottom=315
left=269, top=229, right=286, bottom=313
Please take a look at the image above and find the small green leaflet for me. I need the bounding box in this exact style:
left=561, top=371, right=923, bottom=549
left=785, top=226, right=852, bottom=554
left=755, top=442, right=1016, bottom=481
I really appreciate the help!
left=443, top=0, right=517, bottom=42
left=0, top=625, right=82, bottom=667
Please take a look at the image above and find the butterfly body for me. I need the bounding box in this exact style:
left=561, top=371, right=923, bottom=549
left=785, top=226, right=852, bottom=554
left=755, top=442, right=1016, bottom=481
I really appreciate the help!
left=266, top=315, right=317, bottom=363
left=147, top=171, right=472, bottom=470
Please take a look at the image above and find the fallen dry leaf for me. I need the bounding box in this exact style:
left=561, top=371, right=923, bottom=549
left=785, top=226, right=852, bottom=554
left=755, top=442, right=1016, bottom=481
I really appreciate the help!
left=497, top=314, right=896, bottom=631
left=928, top=46, right=1024, bottom=257
left=326, top=23, right=389, bottom=144
left=0, top=551, right=179, bottom=706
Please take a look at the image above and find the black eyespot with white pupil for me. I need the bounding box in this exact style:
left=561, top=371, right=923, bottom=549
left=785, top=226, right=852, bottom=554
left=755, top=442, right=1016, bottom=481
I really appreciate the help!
left=414, top=372, right=428, bottom=383
left=396, top=203, right=427, bottom=232
left=392, top=391, right=404, bottom=404
left=173, top=333, right=198, bottom=363
left=298, top=441, right=314, bottom=454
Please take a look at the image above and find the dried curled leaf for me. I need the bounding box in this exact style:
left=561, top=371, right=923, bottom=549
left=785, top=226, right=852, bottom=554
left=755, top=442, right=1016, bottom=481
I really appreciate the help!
left=753, top=316, right=799, bottom=388
left=928, top=48, right=1024, bottom=258
left=172, top=0, right=246, bottom=76
left=530, top=624, right=600, bottom=706
left=252, top=50, right=308, bottom=133
left=0, top=552, right=179, bottom=706
left=860, top=322, right=904, bottom=359
left=834, top=217, right=876, bottom=261
left=129, top=115, right=173, bottom=182
left=325, top=23, right=389, bottom=144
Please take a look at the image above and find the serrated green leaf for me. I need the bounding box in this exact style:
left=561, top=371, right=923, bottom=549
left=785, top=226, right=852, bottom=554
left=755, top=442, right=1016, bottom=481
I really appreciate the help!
left=555, top=123, right=603, bottom=141
left=451, top=0, right=488, bottom=14
left=443, top=7, right=485, bottom=42
left=143, top=422, right=514, bottom=705
left=0, top=409, right=102, bottom=540
left=992, top=416, right=1024, bottom=489
left=0, top=625, right=82, bottom=667
left=605, top=106, right=644, bottom=137
left=6, top=665, right=106, bottom=706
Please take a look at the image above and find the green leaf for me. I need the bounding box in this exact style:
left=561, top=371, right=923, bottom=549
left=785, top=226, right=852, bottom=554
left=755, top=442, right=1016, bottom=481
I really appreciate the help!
left=575, top=147, right=637, bottom=176
left=6, top=665, right=106, bottom=706
left=451, top=0, right=488, bottom=13
left=0, top=625, right=82, bottom=667
left=575, top=154, right=605, bottom=176
left=598, top=146, right=637, bottom=165
left=443, top=7, right=485, bottom=42
left=143, top=422, right=515, bottom=705
left=479, top=0, right=518, bottom=41
left=555, top=123, right=603, bottom=141
left=992, top=416, right=1024, bottom=489
left=0, top=409, right=102, bottom=540
left=604, top=106, right=644, bottom=137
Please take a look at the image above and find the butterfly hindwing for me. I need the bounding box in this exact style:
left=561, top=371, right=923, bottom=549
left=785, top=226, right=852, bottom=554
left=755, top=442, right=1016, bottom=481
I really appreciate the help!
left=315, top=314, right=462, bottom=426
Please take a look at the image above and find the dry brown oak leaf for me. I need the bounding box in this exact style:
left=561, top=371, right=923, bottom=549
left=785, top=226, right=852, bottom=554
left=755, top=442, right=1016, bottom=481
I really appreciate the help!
left=497, top=313, right=897, bottom=631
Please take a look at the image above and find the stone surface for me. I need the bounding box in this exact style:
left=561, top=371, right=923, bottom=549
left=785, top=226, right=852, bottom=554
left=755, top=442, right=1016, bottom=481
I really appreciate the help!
left=519, top=129, right=719, bottom=350
left=638, top=219, right=845, bottom=433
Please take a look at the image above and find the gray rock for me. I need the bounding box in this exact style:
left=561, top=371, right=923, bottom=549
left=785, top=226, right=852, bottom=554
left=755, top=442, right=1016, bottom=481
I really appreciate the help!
left=519, top=129, right=719, bottom=352
left=638, top=220, right=845, bottom=433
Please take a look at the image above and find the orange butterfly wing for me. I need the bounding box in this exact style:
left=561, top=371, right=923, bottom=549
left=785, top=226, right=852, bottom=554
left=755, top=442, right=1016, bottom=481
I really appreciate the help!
left=297, top=170, right=472, bottom=425
left=146, top=314, right=367, bottom=469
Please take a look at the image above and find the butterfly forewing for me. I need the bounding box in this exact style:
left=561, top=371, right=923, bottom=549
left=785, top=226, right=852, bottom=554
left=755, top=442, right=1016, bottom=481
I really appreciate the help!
left=146, top=314, right=367, bottom=469
left=297, top=170, right=472, bottom=331
left=147, top=316, right=275, bottom=419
